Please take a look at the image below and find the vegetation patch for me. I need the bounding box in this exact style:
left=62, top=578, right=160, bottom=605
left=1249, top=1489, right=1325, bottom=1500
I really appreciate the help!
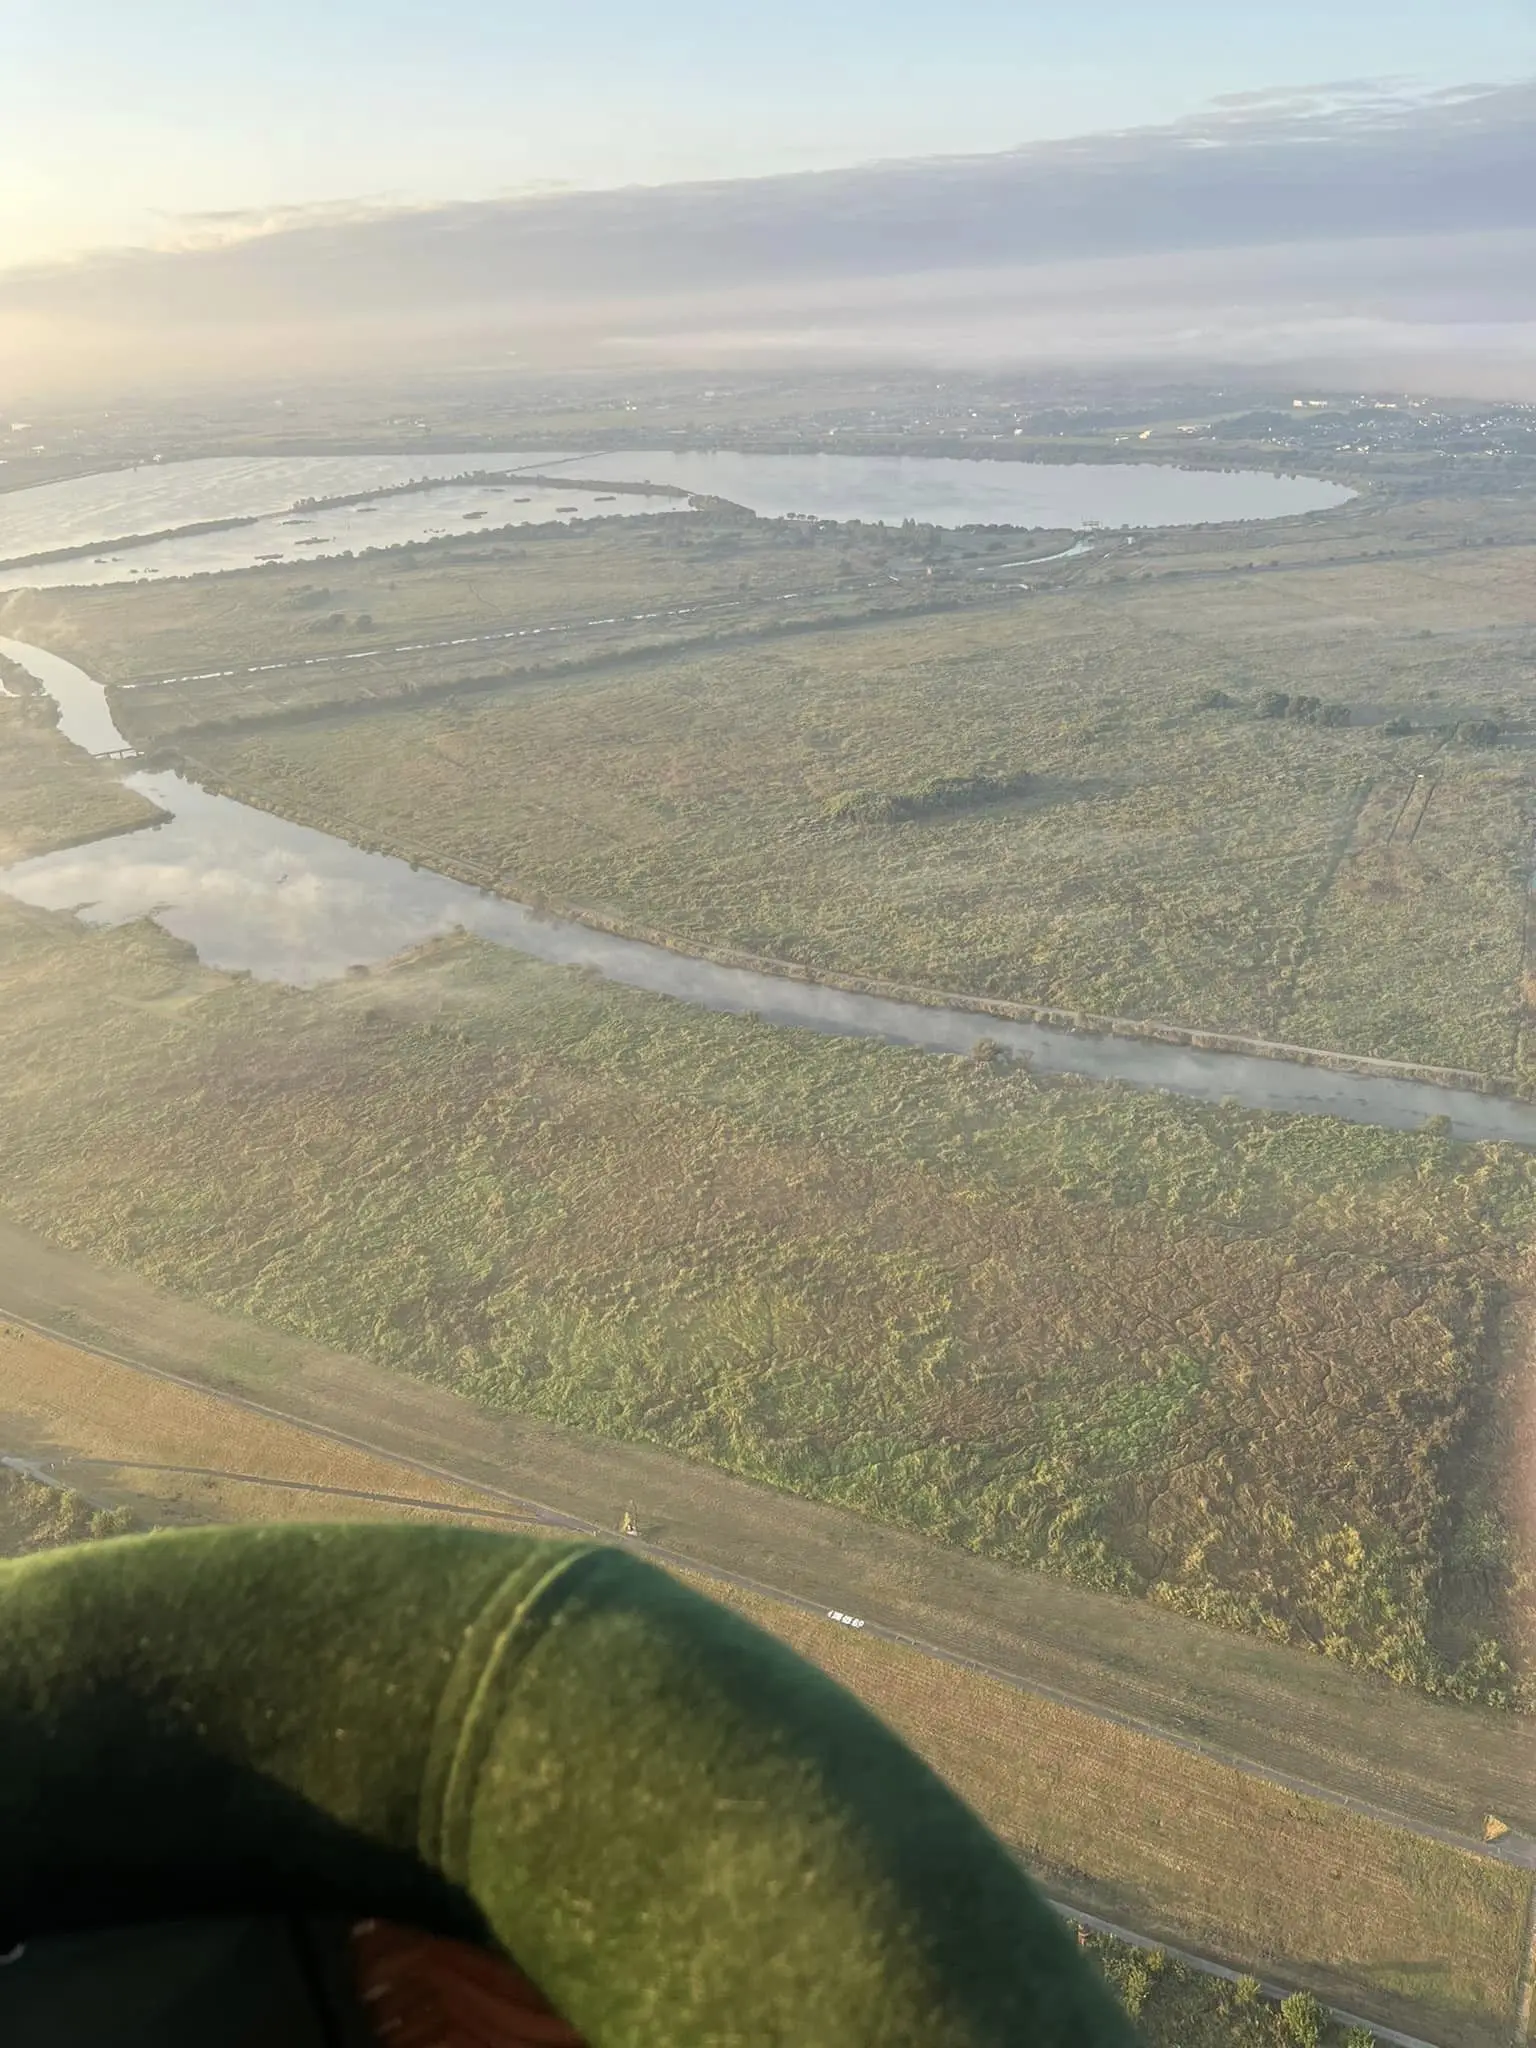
left=824, top=770, right=1033, bottom=824
left=1, top=867, right=1532, bottom=1704
left=171, top=558, right=1534, bottom=1077
left=0, top=681, right=162, bottom=863
left=1083, top=1948, right=1370, bottom=2048
left=0, top=1467, right=136, bottom=1556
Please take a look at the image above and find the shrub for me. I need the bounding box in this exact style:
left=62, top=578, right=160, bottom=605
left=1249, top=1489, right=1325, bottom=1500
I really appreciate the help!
left=824, top=771, right=1031, bottom=825
left=1280, top=1990, right=1326, bottom=2047
left=88, top=1505, right=138, bottom=1540
left=1455, top=719, right=1500, bottom=746
left=1118, top=1958, right=1155, bottom=2017
left=1257, top=691, right=1290, bottom=718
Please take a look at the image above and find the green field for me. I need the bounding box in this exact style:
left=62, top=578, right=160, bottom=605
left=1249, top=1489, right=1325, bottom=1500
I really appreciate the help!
left=3, top=663, right=1535, bottom=1704
left=23, top=483, right=1531, bottom=1078
left=5, top=410, right=1536, bottom=2046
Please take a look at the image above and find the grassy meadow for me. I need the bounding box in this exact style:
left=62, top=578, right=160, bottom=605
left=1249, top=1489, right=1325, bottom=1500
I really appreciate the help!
left=3, top=512, right=954, bottom=738
left=2, top=779, right=1534, bottom=1708
left=148, top=532, right=1536, bottom=1078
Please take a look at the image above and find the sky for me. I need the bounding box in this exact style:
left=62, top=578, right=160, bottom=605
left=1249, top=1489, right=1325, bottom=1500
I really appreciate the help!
left=3, top=0, right=1535, bottom=274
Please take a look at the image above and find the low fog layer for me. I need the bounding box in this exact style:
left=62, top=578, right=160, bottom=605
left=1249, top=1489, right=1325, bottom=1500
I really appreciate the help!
left=3, top=83, right=1533, bottom=397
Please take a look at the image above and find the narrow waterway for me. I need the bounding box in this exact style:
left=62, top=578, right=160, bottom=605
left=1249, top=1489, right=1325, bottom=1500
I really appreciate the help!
left=3, top=637, right=1532, bottom=1146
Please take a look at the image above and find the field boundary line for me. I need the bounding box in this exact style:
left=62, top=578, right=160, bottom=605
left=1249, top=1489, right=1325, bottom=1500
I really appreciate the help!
left=3, top=1300, right=1531, bottom=1876
left=4, top=1452, right=551, bottom=1528
left=1513, top=1877, right=1536, bottom=2045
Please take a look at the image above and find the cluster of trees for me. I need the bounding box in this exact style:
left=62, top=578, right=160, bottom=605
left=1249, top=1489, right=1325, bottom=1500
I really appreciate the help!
left=1257, top=691, right=1351, bottom=727
left=303, top=610, right=373, bottom=634
left=825, top=770, right=1033, bottom=824
left=1085, top=1936, right=1351, bottom=2048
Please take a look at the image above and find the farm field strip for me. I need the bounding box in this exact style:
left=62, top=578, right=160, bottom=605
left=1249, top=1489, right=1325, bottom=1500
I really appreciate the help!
left=9, top=1451, right=552, bottom=1531
left=125, top=581, right=872, bottom=690
left=0, top=1310, right=593, bottom=1535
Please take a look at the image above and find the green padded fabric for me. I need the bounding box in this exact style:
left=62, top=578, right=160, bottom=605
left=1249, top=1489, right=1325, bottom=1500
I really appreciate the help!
left=0, top=1524, right=1132, bottom=2046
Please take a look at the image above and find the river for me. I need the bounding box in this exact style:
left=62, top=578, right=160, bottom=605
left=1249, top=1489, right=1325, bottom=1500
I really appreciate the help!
left=1, top=637, right=1529, bottom=1147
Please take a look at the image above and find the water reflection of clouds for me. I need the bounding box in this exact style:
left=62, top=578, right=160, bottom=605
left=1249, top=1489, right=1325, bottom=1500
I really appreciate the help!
left=2, top=774, right=490, bottom=986
left=0, top=454, right=573, bottom=560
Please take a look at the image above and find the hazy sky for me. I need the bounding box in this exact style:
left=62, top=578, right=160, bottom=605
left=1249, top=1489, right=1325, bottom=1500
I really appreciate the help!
left=3, top=0, right=1533, bottom=273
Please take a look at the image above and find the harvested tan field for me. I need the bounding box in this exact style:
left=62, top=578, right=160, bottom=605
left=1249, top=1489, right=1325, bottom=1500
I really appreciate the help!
left=0, top=1319, right=533, bottom=1530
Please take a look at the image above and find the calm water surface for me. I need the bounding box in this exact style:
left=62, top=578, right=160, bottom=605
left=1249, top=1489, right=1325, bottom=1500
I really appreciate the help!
left=0, top=450, right=1353, bottom=591
left=537, top=449, right=1354, bottom=529
left=1, top=640, right=1527, bottom=1147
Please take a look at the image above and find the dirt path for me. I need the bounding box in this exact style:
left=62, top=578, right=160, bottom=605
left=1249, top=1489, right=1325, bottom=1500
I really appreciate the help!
left=2, top=1211, right=1535, bottom=1852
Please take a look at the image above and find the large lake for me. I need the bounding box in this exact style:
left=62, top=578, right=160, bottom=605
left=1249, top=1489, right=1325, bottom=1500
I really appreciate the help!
left=2, top=637, right=1526, bottom=1149
left=0, top=450, right=1354, bottom=591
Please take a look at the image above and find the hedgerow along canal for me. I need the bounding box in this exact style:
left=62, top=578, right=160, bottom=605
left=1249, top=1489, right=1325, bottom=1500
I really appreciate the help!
left=3, top=635, right=1532, bottom=1148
